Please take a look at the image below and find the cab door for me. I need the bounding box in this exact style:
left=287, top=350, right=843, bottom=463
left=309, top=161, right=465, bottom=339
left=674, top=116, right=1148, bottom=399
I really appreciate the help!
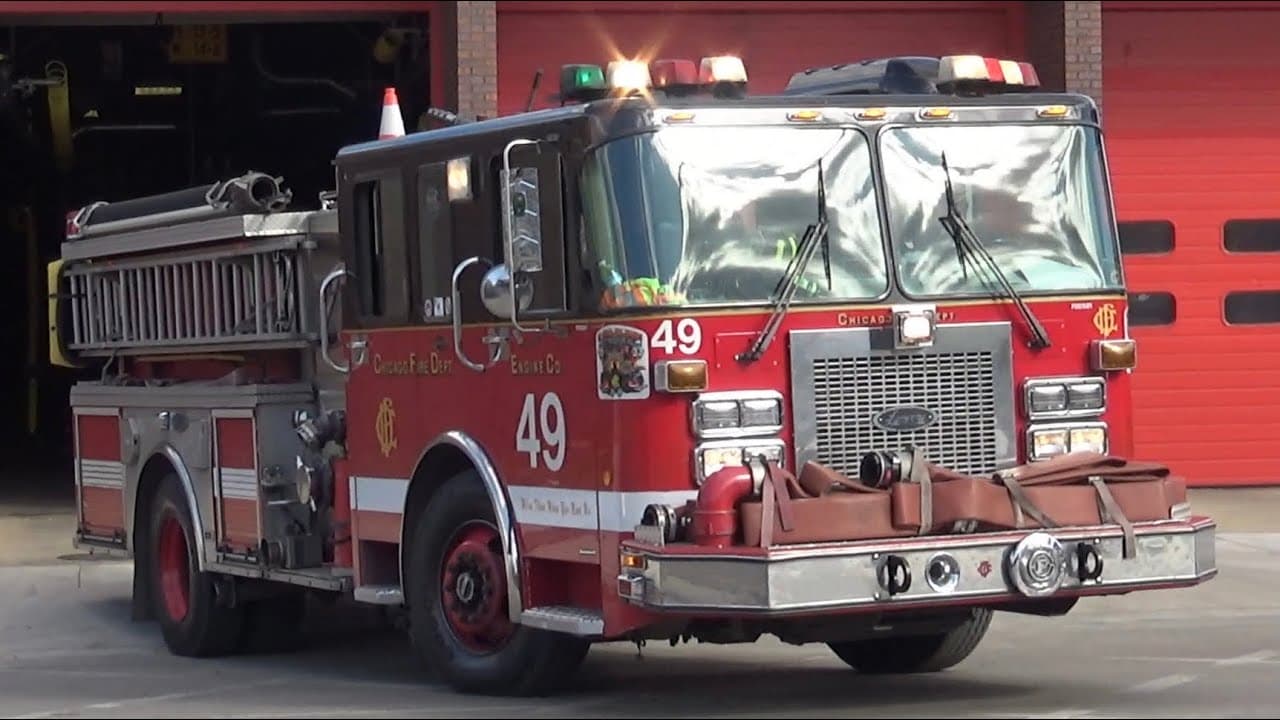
left=476, top=137, right=604, bottom=565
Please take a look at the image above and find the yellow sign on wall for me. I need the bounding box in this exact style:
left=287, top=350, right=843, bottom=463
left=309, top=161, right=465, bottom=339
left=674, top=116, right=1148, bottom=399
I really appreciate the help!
left=169, top=25, right=227, bottom=64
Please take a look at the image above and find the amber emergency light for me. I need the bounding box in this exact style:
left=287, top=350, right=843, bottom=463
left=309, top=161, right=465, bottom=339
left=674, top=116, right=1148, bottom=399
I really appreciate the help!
left=1091, top=338, right=1137, bottom=371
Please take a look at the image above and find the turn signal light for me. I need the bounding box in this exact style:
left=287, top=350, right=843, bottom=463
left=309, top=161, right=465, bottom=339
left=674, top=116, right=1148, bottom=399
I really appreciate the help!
left=654, top=359, right=708, bottom=393
left=1091, top=339, right=1137, bottom=371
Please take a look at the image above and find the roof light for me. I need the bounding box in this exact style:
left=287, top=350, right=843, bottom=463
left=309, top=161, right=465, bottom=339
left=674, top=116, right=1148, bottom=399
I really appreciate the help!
left=857, top=107, right=887, bottom=121
left=921, top=107, right=953, bottom=120
left=651, top=59, right=699, bottom=89
left=700, top=55, right=748, bottom=84
left=938, top=55, right=1041, bottom=94
left=559, top=63, right=607, bottom=103
left=938, top=55, right=990, bottom=85
left=606, top=60, right=652, bottom=95
left=998, top=60, right=1024, bottom=86
left=788, top=109, right=822, bottom=122
left=664, top=111, right=696, bottom=123
left=1038, top=104, right=1069, bottom=118
left=1016, top=62, right=1041, bottom=90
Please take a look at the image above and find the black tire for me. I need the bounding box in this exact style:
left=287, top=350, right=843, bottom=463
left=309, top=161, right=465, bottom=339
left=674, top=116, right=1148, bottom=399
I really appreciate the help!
left=147, top=471, right=245, bottom=657
left=827, top=608, right=993, bottom=674
left=405, top=469, right=591, bottom=696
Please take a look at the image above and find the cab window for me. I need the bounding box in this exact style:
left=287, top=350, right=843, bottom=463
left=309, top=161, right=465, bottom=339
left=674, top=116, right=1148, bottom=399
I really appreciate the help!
left=351, top=174, right=409, bottom=324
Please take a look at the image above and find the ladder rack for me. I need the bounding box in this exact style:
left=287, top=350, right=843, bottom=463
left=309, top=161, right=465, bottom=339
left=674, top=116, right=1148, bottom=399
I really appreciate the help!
left=57, top=210, right=338, bottom=358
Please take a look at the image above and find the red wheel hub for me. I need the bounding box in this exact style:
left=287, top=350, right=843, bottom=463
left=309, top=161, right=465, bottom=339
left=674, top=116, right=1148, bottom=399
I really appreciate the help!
left=440, top=521, right=513, bottom=653
left=157, top=513, right=191, bottom=622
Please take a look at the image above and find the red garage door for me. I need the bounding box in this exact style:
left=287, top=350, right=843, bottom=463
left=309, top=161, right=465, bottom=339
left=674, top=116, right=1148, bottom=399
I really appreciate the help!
left=1105, top=1, right=1280, bottom=486
left=497, top=0, right=1026, bottom=115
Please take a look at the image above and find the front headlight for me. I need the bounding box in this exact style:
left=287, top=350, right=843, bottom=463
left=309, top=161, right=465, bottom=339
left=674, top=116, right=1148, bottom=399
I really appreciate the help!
left=1024, top=376, right=1106, bottom=419
left=691, top=390, right=784, bottom=438
left=1027, top=422, right=1108, bottom=461
left=695, top=439, right=786, bottom=484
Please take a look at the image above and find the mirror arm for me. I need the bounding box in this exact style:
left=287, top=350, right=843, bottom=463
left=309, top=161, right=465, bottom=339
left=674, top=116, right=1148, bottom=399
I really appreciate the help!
left=451, top=256, right=500, bottom=372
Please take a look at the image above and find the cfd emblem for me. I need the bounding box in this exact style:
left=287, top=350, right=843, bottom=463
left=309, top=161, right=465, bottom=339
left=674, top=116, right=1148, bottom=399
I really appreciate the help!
left=1092, top=303, right=1119, bottom=338
left=375, top=397, right=398, bottom=458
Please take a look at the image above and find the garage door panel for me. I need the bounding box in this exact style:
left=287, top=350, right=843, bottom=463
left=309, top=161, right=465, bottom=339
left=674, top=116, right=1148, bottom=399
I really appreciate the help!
left=1108, top=6, right=1280, bottom=485
left=498, top=3, right=1017, bottom=115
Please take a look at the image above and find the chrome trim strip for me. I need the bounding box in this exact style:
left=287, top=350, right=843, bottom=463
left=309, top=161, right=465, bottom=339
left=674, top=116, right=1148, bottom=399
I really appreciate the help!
left=158, top=444, right=207, bottom=573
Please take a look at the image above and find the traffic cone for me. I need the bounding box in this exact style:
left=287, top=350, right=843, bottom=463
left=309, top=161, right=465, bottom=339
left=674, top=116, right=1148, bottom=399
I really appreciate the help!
left=379, top=87, right=405, bottom=140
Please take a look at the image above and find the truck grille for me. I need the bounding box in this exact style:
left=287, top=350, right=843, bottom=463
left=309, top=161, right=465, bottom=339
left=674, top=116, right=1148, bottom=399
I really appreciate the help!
left=789, top=322, right=1016, bottom=478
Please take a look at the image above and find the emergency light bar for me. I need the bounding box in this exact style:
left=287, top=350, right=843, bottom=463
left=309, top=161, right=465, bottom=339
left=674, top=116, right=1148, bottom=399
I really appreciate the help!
left=783, top=55, right=1040, bottom=97
left=936, top=54, right=1040, bottom=94
left=559, top=55, right=749, bottom=103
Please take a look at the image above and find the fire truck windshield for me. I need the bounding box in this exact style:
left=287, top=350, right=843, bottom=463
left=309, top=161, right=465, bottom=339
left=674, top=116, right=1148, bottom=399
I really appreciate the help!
left=582, top=125, right=888, bottom=309
left=878, top=123, right=1124, bottom=299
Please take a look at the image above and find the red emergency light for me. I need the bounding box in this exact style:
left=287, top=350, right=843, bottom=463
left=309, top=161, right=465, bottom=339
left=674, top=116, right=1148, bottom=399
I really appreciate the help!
left=650, top=59, right=699, bottom=95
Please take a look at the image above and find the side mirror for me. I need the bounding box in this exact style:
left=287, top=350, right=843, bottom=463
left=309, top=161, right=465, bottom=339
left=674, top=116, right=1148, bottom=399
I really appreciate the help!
left=480, top=264, right=534, bottom=319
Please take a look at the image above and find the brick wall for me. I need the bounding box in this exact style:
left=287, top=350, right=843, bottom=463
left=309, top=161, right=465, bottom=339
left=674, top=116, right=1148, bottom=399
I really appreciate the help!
left=453, top=0, right=497, bottom=121
left=1063, top=0, right=1103, bottom=110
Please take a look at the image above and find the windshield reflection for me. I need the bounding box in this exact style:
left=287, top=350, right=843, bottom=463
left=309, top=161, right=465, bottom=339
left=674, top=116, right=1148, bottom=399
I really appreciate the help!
left=582, top=126, right=887, bottom=310
left=878, top=124, right=1123, bottom=297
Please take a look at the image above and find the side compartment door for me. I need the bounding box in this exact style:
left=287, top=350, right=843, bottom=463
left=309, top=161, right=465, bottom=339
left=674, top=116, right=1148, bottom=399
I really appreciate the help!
left=337, top=167, right=420, bottom=560
left=74, top=406, right=127, bottom=547
left=211, top=409, right=261, bottom=562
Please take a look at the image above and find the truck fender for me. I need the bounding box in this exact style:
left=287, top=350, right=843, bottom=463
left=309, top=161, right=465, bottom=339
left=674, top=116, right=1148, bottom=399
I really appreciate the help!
left=399, top=430, right=525, bottom=623
left=132, top=444, right=208, bottom=573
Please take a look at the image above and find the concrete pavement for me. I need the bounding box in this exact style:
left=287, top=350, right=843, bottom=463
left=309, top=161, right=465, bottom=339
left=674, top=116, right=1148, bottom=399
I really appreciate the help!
left=0, top=534, right=1274, bottom=718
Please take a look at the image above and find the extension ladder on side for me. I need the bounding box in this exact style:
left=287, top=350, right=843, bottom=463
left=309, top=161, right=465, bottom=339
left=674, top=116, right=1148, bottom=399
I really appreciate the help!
left=48, top=172, right=343, bottom=364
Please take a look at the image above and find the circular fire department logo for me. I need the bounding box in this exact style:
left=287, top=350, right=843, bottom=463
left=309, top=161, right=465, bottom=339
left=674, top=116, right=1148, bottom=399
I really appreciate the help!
left=375, top=397, right=398, bottom=458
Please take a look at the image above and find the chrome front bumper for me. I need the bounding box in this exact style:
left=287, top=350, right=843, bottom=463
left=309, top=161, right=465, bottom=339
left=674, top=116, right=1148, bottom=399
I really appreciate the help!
left=617, top=517, right=1216, bottom=615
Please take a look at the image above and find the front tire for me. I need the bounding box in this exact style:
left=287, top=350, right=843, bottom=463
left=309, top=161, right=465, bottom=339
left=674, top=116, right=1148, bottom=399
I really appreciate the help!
left=827, top=608, right=993, bottom=674
left=148, top=472, right=245, bottom=657
left=405, top=470, right=590, bottom=696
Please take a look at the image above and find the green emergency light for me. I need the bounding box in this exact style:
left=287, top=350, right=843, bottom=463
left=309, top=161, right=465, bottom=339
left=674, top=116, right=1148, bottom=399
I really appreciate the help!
left=560, top=64, right=607, bottom=102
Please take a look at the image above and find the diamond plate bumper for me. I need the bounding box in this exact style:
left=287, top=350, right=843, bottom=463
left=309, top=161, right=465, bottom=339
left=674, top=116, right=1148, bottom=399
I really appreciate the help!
left=617, top=516, right=1216, bottom=616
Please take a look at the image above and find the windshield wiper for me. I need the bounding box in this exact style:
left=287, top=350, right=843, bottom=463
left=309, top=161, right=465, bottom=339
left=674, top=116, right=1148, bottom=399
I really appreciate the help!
left=738, top=162, right=830, bottom=363
left=936, top=152, right=1052, bottom=350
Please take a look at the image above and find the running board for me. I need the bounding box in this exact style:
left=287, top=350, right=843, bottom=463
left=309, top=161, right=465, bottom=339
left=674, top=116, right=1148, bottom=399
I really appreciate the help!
left=354, top=585, right=404, bottom=605
left=350, top=587, right=604, bottom=636
left=519, top=606, right=604, bottom=636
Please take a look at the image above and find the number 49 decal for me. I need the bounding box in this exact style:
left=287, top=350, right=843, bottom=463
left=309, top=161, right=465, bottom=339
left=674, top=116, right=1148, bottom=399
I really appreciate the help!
left=651, top=318, right=702, bottom=355
left=516, top=392, right=565, bottom=471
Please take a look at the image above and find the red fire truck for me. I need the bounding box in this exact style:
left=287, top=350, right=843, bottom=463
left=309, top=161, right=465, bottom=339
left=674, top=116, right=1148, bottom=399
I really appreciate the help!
left=47, top=54, right=1217, bottom=696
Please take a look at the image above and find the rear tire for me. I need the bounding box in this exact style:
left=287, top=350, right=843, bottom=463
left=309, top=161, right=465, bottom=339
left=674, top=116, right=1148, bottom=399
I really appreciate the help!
left=147, top=471, right=245, bottom=657
left=827, top=608, right=993, bottom=674
left=405, top=469, right=590, bottom=696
